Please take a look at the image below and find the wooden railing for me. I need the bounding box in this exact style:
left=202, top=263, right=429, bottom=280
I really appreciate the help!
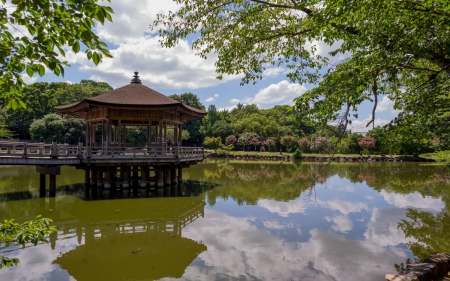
left=0, top=141, right=204, bottom=160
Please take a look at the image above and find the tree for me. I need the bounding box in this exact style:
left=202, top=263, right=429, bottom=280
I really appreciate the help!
left=263, top=137, right=276, bottom=152
left=225, top=135, right=237, bottom=146
left=152, top=1, right=450, bottom=134
left=29, top=113, right=85, bottom=143
left=249, top=137, right=260, bottom=152
left=0, top=0, right=114, bottom=109
left=1, top=216, right=57, bottom=268
left=310, top=135, right=332, bottom=155
left=358, top=136, right=377, bottom=155
left=280, top=135, right=296, bottom=152
left=203, top=136, right=222, bottom=152
left=237, top=132, right=259, bottom=151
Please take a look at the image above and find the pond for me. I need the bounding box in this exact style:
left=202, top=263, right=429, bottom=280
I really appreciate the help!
left=0, top=159, right=449, bottom=280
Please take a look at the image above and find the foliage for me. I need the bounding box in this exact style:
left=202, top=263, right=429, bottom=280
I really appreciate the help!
left=0, top=113, right=13, bottom=139
left=153, top=0, right=450, bottom=143
left=1, top=80, right=112, bottom=140
left=263, top=137, right=276, bottom=152
left=310, top=135, right=332, bottom=155
left=260, top=146, right=265, bottom=152
left=29, top=113, right=85, bottom=144
left=292, top=148, right=302, bottom=159
left=280, top=135, right=296, bottom=152
left=0, top=216, right=57, bottom=268
left=297, top=137, right=311, bottom=153
left=0, top=0, right=113, bottom=109
left=249, top=137, right=260, bottom=152
left=237, top=132, right=259, bottom=151
left=358, top=136, right=377, bottom=149
left=225, top=135, right=237, bottom=146
left=203, top=136, right=222, bottom=152
left=182, top=130, right=190, bottom=141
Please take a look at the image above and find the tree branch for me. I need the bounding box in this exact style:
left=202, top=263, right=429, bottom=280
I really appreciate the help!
left=366, top=78, right=378, bottom=129
left=249, top=0, right=312, bottom=15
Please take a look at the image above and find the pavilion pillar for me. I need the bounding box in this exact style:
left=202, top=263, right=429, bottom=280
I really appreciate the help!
left=174, top=124, right=178, bottom=146
left=105, top=118, right=110, bottom=153
left=159, top=119, right=163, bottom=146
left=39, top=174, right=46, bottom=197
left=49, top=174, right=56, bottom=197
left=90, top=168, right=97, bottom=186
left=118, top=120, right=122, bottom=147
left=97, top=169, right=104, bottom=187
left=122, top=166, right=130, bottom=188
left=171, top=167, right=177, bottom=185
left=179, top=124, right=182, bottom=145
left=147, top=121, right=151, bottom=147
left=164, top=121, right=167, bottom=146
left=164, top=168, right=171, bottom=185
left=104, top=167, right=111, bottom=189
left=84, top=168, right=90, bottom=185
left=157, top=168, right=164, bottom=187
left=155, top=125, right=159, bottom=145
left=140, top=166, right=148, bottom=188
left=178, top=167, right=183, bottom=183
left=86, top=122, right=90, bottom=146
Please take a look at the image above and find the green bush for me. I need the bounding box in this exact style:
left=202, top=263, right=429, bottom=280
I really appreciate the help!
left=293, top=148, right=303, bottom=159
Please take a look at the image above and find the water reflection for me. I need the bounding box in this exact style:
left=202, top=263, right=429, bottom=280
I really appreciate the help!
left=0, top=161, right=450, bottom=280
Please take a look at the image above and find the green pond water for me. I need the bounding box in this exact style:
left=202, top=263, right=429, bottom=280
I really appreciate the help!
left=0, top=159, right=450, bottom=280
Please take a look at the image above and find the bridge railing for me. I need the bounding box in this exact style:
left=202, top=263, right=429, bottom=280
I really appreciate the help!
left=0, top=141, right=204, bottom=160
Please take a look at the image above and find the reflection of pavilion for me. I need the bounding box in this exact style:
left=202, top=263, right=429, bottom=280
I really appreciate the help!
left=36, top=195, right=205, bottom=280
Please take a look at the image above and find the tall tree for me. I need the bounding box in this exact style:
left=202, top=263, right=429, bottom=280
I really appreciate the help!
left=152, top=0, right=450, bottom=133
left=0, top=0, right=113, bottom=109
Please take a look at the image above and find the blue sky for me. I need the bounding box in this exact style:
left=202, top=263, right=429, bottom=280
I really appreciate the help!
left=23, top=0, right=398, bottom=132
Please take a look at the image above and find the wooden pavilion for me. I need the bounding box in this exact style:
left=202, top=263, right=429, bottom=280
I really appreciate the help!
left=0, top=72, right=206, bottom=196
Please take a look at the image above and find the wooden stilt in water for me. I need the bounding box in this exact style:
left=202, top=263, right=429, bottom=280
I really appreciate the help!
left=40, top=174, right=46, bottom=197
left=49, top=174, right=56, bottom=197
left=157, top=168, right=164, bottom=187
left=171, top=167, right=177, bottom=185
left=164, top=168, right=171, bottom=185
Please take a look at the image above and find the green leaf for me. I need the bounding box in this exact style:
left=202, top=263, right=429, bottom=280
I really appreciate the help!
left=92, top=52, right=100, bottom=65
left=38, top=65, right=45, bottom=76
left=72, top=41, right=80, bottom=53
left=26, top=65, right=34, bottom=77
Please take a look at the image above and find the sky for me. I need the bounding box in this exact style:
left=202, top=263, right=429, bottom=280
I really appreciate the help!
left=24, top=0, right=399, bottom=133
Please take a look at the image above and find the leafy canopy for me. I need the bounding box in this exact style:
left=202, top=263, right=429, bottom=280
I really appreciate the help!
left=152, top=0, right=450, bottom=131
left=0, top=0, right=113, bottom=109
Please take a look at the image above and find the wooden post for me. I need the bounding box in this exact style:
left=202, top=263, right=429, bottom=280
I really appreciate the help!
left=90, top=168, right=97, bottom=185
left=49, top=174, right=56, bottom=197
left=178, top=167, right=183, bottom=183
left=51, top=135, right=57, bottom=158
left=122, top=166, right=130, bottom=188
left=78, top=137, right=83, bottom=157
left=105, top=118, right=110, bottom=154
left=84, top=168, right=90, bottom=185
left=157, top=168, right=164, bottom=187
left=140, top=166, right=148, bottom=188
left=171, top=167, right=177, bottom=185
left=164, top=168, right=171, bottom=185
left=97, top=169, right=103, bottom=187
left=104, top=167, right=111, bottom=188
left=179, top=124, right=182, bottom=146
left=40, top=174, right=46, bottom=197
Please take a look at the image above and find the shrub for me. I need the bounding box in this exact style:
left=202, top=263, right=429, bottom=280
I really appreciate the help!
left=293, top=148, right=303, bottom=159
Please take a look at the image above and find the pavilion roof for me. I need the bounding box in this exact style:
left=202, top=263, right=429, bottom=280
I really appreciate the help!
left=55, top=72, right=207, bottom=120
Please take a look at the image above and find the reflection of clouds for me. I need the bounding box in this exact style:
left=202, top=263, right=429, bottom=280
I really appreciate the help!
left=262, top=220, right=294, bottom=230
left=338, top=185, right=355, bottom=192
left=325, top=215, right=353, bottom=233
left=258, top=198, right=309, bottom=217
left=0, top=235, right=78, bottom=280
left=317, top=199, right=368, bottom=215
left=364, top=208, right=416, bottom=247
left=381, top=191, right=444, bottom=211
left=179, top=209, right=410, bottom=281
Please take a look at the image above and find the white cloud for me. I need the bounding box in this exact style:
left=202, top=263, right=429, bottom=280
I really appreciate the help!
left=205, top=97, right=215, bottom=102
left=325, top=215, right=353, bottom=233
left=69, top=36, right=240, bottom=89
left=214, top=94, right=219, bottom=98
left=262, top=220, right=294, bottom=230
left=348, top=118, right=391, bottom=133
left=217, top=105, right=238, bottom=112
left=376, top=96, right=401, bottom=114
left=380, top=191, right=444, bottom=211
left=233, top=80, right=307, bottom=105
left=21, top=74, right=38, bottom=84
left=229, top=99, right=240, bottom=104
left=262, top=67, right=285, bottom=77
left=258, top=198, right=310, bottom=217
left=317, top=199, right=368, bottom=215
left=364, top=208, right=416, bottom=247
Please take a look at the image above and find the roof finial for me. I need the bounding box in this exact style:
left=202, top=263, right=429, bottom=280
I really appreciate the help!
left=131, top=71, right=142, bottom=84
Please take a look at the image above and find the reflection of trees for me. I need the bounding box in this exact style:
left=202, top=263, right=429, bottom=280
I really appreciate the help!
left=398, top=209, right=450, bottom=260
left=185, top=160, right=334, bottom=206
